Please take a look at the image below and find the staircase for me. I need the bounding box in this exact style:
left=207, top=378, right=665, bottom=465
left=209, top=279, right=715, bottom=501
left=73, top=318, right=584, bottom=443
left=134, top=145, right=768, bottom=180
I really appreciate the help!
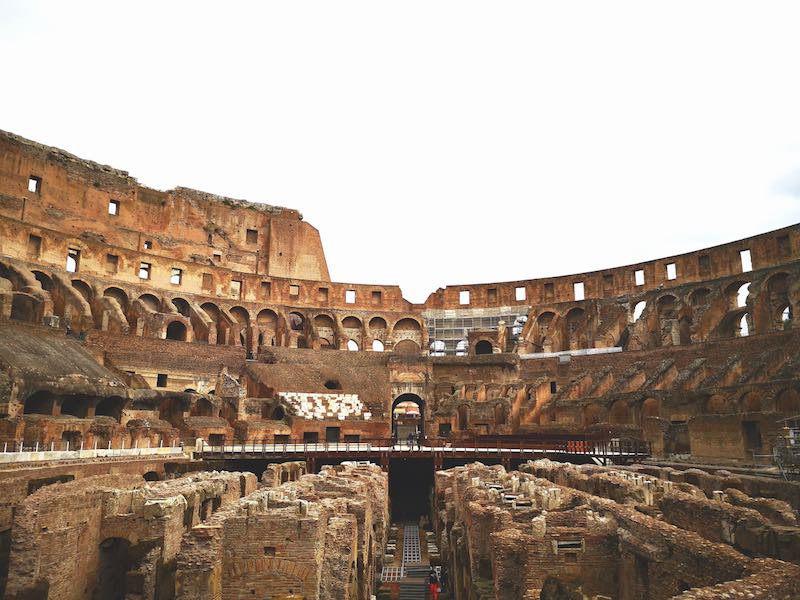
left=399, top=579, right=428, bottom=600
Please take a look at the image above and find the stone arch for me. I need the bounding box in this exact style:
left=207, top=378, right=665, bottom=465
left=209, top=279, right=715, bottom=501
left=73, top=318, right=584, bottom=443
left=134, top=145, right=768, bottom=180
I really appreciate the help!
left=690, top=287, right=711, bottom=307
left=494, top=402, right=507, bottom=426
left=369, top=316, right=388, bottom=330
left=535, top=311, right=556, bottom=352
left=564, top=307, right=587, bottom=350
left=289, top=311, right=305, bottom=331
left=583, top=403, right=602, bottom=425
left=71, top=278, right=94, bottom=303
left=392, top=393, right=425, bottom=438
left=138, top=293, right=160, bottom=312
left=257, top=309, right=278, bottom=346
left=706, top=394, right=733, bottom=414
left=95, top=396, right=125, bottom=421
left=371, top=339, right=385, bottom=352
left=165, top=319, right=188, bottom=341
left=104, top=287, right=128, bottom=312
left=31, top=270, right=54, bottom=292
left=776, top=388, right=800, bottom=413
left=24, top=391, right=57, bottom=415
left=609, top=399, right=630, bottom=424
left=342, top=315, right=362, bottom=329
left=230, top=306, right=250, bottom=348
left=741, top=391, right=761, bottom=413
left=475, top=340, right=494, bottom=355
left=641, top=397, right=660, bottom=420
left=393, top=339, right=420, bottom=354
left=171, top=297, right=191, bottom=317
left=457, top=404, right=469, bottom=430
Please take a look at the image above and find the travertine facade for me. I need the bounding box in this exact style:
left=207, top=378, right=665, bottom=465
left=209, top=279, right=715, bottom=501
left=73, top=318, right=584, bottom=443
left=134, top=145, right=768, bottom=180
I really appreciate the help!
left=1, top=130, right=799, bottom=598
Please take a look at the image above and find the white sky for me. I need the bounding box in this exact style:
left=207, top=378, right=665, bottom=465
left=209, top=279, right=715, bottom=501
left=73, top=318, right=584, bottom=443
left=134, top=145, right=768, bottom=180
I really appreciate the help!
left=2, top=1, right=799, bottom=303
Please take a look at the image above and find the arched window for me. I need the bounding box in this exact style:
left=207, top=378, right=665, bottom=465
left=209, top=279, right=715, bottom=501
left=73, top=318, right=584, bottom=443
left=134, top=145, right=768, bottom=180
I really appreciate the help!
left=347, top=339, right=359, bottom=351
left=632, top=301, right=646, bottom=322
left=372, top=339, right=384, bottom=352
left=166, top=320, right=187, bottom=341
left=430, top=340, right=446, bottom=356
left=475, top=340, right=493, bottom=355
left=738, top=314, right=750, bottom=337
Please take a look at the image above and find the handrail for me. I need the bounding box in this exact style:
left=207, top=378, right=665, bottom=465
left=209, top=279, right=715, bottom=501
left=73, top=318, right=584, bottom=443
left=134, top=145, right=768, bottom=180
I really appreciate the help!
left=197, top=437, right=651, bottom=457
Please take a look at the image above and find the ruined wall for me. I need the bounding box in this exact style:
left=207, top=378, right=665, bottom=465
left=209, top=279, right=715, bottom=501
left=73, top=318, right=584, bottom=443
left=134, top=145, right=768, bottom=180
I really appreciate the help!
left=435, top=461, right=800, bottom=600
left=3, top=469, right=255, bottom=600
left=176, top=462, right=388, bottom=600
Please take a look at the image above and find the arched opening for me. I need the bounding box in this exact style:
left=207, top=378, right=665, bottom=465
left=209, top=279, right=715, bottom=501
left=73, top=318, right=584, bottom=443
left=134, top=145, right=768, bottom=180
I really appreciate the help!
left=776, top=388, right=800, bottom=413
left=171, top=297, right=191, bottom=317
left=256, top=309, right=278, bottom=346
left=61, top=396, right=90, bottom=418
left=95, top=538, right=133, bottom=600
left=138, top=294, right=160, bottom=312
left=536, top=312, right=556, bottom=352
left=690, top=287, right=711, bottom=307
left=324, top=379, right=342, bottom=390
left=457, top=404, right=469, bottom=430
left=724, top=281, right=750, bottom=310
left=191, top=398, right=216, bottom=418
left=430, top=340, right=446, bottom=356
left=584, top=403, right=602, bottom=425
left=494, top=403, right=507, bottom=426
left=565, top=307, right=587, bottom=350
left=32, top=270, right=54, bottom=292
left=71, top=279, right=93, bottom=303
left=706, top=394, right=732, bottom=414
left=371, top=339, right=384, bottom=352
left=10, top=293, right=39, bottom=322
left=738, top=313, right=751, bottom=337
left=104, top=287, right=128, bottom=312
left=346, top=339, right=359, bottom=351
left=201, top=302, right=226, bottom=345
left=641, top=398, right=660, bottom=420
left=455, top=340, right=468, bottom=356
left=475, top=340, right=493, bottom=355
left=24, top=391, right=56, bottom=415
left=289, top=312, right=306, bottom=331
left=159, top=396, right=185, bottom=427
left=271, top=405, right=286, bottom=421
left=369, top=316, right=387, bottom=330
left=609, top=400, right=630, bottom=424
left=95, top=396, right=124, bottom=422
left=165, top=320, right=187, bottom=341
left=393, top=339, right=420, bottom=355
left=392, top=393, right=424, bottom=440
left=342, top=316, right=362, bottom=329
left=741, top=392, right=761, bottom=413
left=143, top=471, right=160, bottom=482
left=394, top=318, right=422, bottom=332
left=632, top=301, right=646, bottom=322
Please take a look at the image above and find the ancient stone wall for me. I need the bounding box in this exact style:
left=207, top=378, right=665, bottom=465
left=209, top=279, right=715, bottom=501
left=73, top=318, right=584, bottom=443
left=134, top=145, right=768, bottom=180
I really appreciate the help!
left=435, top=461, right=800, bottom=599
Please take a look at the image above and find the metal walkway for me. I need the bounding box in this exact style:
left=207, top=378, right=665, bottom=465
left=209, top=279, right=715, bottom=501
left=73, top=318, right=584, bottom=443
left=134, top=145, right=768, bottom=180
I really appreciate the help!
left=402, top=524, right=421, bottom=565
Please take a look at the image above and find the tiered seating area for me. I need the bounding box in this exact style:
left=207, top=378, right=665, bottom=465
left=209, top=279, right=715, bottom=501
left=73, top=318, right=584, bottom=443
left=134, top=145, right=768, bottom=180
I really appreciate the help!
left=278, top=391, right=371, bottom=421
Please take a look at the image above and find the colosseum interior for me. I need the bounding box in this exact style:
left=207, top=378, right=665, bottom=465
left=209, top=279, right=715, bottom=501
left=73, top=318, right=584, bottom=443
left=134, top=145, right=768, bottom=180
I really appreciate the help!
left=0, top=129, right=798, bottom=599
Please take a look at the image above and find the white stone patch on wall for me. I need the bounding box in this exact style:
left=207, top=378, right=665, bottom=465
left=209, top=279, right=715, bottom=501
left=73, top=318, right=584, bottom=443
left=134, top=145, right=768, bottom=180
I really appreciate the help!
left=278, top=392, right=369, bottom=421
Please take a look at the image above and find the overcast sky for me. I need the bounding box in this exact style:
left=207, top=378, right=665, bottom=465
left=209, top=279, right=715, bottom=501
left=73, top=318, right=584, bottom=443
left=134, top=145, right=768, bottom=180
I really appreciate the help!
left=2, top=1, right=799, bottom=303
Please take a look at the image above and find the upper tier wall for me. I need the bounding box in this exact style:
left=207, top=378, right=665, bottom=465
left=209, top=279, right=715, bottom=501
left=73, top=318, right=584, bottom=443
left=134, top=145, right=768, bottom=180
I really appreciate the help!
left=424, top=223, right=800, bottom=309
left=0, top=130, right=330, bottom=282
left=1, top=129, right=798, bottom=313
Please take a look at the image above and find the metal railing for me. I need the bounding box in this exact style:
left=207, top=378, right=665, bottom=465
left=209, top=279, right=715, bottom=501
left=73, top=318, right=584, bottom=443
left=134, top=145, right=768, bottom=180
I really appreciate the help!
left=198, top=437, right=650, bottom=458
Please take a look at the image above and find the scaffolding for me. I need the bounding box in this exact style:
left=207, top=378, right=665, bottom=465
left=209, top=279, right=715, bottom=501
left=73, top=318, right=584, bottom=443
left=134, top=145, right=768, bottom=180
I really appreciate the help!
left=423, top=306, right=529, bottom=356
left=774, top=415, right=800, bottom=481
